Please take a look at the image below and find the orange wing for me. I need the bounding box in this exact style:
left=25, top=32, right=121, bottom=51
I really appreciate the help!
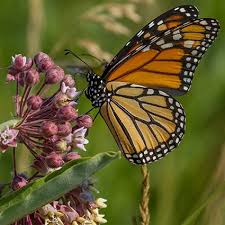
left=103, top=5, right=199, bottom=76
left=105, top=18, right=219, bottom=95
left=100, top=82, right=185, bottom=164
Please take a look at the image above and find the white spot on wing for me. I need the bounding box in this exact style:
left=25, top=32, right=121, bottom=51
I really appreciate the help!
left=164, top=30, right=171, bottom=35
left=157, top=20, right=163, bottom=25
left=149, top=21, right=154, bottom=28
left=161, top=43, right=173, bottom=49
left=147, top=89, right=154, bottom=95
left=159, top=90, right=168, bottom=96
left=173, top=34, right=182, bottom=40
left=184, top=40, right=195, bottom=48
left=137, top=30, right=144, bottom=37
left=126, top=41, right=130, bottom=46
left=156, top=39, right=165, bottom=45
left=173, top=30, right=180, bottom=35
left=200, top=20, right=208, bottom=25
left=131, top=84, right=145, bottom=88
left=191, top=50, right=198, bottom=55
left=142, top=46, right=150, bottom=52
left=186, top=63, right=191, bottom=68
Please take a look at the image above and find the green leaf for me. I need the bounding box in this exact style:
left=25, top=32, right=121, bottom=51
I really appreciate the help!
left=0, top=151, right=119, bottom=225
left=0, top=119, right=20, bottom=132
left=181, top=181, right=225, bottom=225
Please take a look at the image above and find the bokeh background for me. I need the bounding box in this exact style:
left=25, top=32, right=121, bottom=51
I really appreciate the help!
left=0, top=0, right=225, bottom=225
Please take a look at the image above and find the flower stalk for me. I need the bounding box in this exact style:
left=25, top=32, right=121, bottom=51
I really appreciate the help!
left=139, top=165, right=150, bottom=225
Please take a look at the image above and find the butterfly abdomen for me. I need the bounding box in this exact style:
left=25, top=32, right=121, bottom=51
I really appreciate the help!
left=86, top=71, right=112, bottom=107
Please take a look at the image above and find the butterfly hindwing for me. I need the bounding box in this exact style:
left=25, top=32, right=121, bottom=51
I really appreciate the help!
left=100, top=82, right=185, bottom=164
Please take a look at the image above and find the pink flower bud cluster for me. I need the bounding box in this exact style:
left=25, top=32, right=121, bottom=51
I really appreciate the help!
left=1, top=52, right=93, bottom=173
left=0, top=52, right=108, bottom=225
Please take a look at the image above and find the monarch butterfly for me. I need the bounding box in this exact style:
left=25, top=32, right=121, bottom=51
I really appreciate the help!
left=85, top=5, right=220, bottom=164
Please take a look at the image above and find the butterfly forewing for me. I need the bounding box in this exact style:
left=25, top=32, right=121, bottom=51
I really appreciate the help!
left=103, top=5, right=199, bottom=76
left=100, top=82, right=185, bottom=164
left=105, top=18, right=219, bottom=95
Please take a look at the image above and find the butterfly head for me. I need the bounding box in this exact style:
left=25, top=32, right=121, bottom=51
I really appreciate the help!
left=86, top=71, right=111, bottom=107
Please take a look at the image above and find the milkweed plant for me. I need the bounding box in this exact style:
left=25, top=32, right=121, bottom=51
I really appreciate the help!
left=0, top=53, right=115, bottom=225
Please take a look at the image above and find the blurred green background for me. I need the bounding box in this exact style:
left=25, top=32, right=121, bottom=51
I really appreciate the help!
left=0, top=0, right=225, bottom=225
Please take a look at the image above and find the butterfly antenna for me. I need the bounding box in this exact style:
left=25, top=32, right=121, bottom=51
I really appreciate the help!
left=93, top=110, right=100, bottom=122
left=80, top=53, right=103, bottom=64
left=64, top=49, right=93, bottom=72
left=74, top=87, right=87, bottom=103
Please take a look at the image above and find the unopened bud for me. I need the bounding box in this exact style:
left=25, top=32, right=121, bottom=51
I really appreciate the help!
left=57, top=105, right=78, bottom=121
left=57, top=122, right=72, bottom=137
left=24, top=68, right=39, bottom=86
left=12, top=54, right=33, bottom=71
left=41, top=121, right=58, bottom=137
left=46, top=152, right=64, bottom=168
left=63, top=74, right=75, bottom=87
left=32, top=156, right=50, bottom=174
left=11, top=174, right=27, bottom=190
left=12, top=55, right=26, bottom=70
left=27, top=95, right=43, bottom=110
left=77, top=115, right=93, bottom=128
left=63, top=152, right=81, bottom=162
left=34, top=52, right=54, bottom=72
left=45, top=66, right=64, bottom=84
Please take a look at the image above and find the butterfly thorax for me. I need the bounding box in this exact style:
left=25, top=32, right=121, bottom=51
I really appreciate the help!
left=86, top=71, right=112, bottom=107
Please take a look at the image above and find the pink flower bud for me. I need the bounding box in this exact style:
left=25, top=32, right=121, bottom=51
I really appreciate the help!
left=32, top=156, right=50, bottom=174
left=12, top=54, right=33, bottom=71
left=47, top=135, right=60, bottom=143
left=27, top=95, right=43, bottom=110
left=11, top=175, right=27, bottom=190
left=41, top=121, right=58, bottom=137
left=8, top=67, right=18, bottom=76
left=45, top=66, right=65, bottom=84
left=46, top=152, right=64, bottom=168
left=57, top=105, right=78, bottom=121
left=6, top=74, right=16, bottom=81
left=24, top=68, right=40, bottom=86
left=76, top=115, right=93, bottom=128
left=57, top=122, right=72, bottom=137
left=13, top=55, right=27, bottom=70
left=24, top=57, right=33, bottom=70
left=34, top=52, right=54, bottom=72
left=63, top=152, right=81, bottom=162
left=63, top=74, right=75, bottom=87
left=42, top=135, right=60, bottom=153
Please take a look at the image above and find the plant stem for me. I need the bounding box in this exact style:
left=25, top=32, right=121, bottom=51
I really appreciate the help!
left=13, top=147, right=17, bottom=176
left=139, top=165, right=150, bottom=225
